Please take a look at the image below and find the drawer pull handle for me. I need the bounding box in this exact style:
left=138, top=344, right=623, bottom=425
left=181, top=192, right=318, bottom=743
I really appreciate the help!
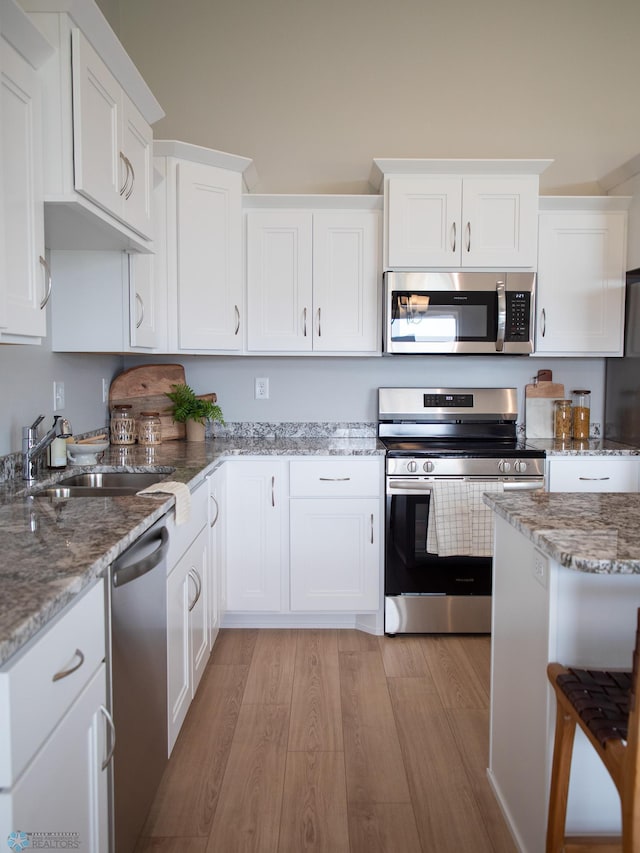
left=370, top=513, right=374, bottom=544
left=578, top=476, right=611, bottom=481
left=272, top=475, right=275, bottom=507
left=319, top=477, right=351, bottom=482
left=52, top=648, right=85, bottom=682
left=100, top=705, right=116, bottom=770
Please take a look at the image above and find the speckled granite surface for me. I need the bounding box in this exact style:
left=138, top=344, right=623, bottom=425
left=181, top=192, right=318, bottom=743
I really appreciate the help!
left=525, top=438, right=640, bottom=456
left=0, top=434, right=384, bottom=667
left=483, top=491, right=640, bottom=575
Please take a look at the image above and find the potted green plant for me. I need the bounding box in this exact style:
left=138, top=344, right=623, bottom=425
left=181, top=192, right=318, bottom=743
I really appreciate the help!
left=165, top=383, right=224, bottom=441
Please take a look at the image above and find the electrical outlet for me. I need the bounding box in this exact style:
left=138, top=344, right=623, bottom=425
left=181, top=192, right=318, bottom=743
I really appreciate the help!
left=255, top=377, right=269, bottom=400
left=102, top=378, right=109, bottom=404
left=53, top=381, right=65, bottom=411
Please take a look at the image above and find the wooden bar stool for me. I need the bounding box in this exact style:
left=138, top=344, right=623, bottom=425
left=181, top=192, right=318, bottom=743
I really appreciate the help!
left=546, top=611, right=640, bottom=852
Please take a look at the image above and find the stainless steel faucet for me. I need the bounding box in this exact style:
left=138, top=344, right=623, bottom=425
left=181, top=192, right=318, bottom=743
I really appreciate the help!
left=22, top=415, right=73, bottom=481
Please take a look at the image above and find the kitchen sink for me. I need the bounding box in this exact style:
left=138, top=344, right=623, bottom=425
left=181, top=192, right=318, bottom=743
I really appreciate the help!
left=33, top=470, right=173, bottom=498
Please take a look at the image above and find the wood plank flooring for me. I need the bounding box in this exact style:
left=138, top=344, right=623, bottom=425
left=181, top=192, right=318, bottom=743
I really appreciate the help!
left=136, top=629, right=516, bottom=853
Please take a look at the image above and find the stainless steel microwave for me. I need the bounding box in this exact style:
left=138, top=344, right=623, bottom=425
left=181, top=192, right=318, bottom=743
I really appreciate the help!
left=383, top=271, right=535, bottom=355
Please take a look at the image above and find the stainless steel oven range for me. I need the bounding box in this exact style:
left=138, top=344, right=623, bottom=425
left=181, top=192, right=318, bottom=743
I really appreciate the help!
left=379, top=387, right=544, bottom=635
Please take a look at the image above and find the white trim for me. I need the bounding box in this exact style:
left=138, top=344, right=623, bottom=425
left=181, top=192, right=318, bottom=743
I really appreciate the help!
left=369, top=158, right=554, bottom=191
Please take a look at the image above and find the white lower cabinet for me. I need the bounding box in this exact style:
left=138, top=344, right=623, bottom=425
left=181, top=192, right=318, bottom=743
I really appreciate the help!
left=225, top=460, right=287, bottom=612
left=290, top=497, right=380, bottom=611
left=0, top=582, right=109, bottom=851
left=165, top=482, right=209, bottom=754
left=546, top=456, right=639, bottom=492
left=206, top=465, right=224, bottom=650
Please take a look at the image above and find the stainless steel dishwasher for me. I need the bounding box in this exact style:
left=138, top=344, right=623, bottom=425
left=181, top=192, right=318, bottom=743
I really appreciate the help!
left=107, top=515, right=170, bottom=853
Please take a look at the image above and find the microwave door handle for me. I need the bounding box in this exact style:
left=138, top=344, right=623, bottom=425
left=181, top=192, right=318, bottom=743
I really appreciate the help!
left=495, top=280, right=506, bottom=352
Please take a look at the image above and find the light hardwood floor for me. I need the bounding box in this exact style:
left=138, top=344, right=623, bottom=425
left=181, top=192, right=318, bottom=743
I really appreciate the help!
left=136, top=629, right=517, bottom=853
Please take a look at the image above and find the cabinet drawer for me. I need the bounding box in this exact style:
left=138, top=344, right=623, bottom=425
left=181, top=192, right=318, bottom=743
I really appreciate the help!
left=0, top=581, right=105, bottom=787
left=165, top=481, right=208, bottom=569
left=289, top=458, right=382, bottom=497
left=546, top=458, right=639, bottom=493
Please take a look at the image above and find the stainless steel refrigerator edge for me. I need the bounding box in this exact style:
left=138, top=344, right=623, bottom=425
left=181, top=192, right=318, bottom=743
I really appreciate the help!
left=605, top=271, right=640, bottom=444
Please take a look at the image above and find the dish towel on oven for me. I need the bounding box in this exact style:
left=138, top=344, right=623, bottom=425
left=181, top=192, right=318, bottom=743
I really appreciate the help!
left=426, top=481, right=504, bottom=557
left=136, top=481, right=191, bottom=525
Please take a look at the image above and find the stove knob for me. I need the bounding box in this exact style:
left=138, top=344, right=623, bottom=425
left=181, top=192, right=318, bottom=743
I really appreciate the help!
left=514, top=460, right=527, bottom=473
left=406, top=460, right=418, bottom=473
left=423, top=460, right=435, bottom=473
left=498, top=459, right=511, bottom=474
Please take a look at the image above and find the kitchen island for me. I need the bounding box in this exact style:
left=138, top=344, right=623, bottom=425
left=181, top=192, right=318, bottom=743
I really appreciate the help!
left=484, top=490, right=640, bottom=853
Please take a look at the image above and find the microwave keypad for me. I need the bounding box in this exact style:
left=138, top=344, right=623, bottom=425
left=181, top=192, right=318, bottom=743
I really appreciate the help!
left=505, top=292, right=530, bottom=340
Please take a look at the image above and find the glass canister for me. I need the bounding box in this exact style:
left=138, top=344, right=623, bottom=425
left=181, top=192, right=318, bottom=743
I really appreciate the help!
left=137, top=411, right=162, bottom=446
left=554, top=399, right=573, bottom=440
left=572, top=389, right=591, bottom=440
left=110, top=404, right=136, bottom=445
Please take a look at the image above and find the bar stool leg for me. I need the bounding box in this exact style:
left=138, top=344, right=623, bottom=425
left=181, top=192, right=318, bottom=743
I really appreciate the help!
left=547, top=704, right=578, bottom=853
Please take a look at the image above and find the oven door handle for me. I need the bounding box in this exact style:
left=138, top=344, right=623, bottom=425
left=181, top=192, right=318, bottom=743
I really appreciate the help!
left=387, top=479, right=543, bottom=494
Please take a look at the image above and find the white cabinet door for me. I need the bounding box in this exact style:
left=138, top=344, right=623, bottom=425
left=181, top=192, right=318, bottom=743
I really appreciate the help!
left=0, top=37, right=46, bottom=342
left=387, top=175, right=538, bottom=269
left=290, top=497, right=380, bottom=611
left=0, top=665, right=110, bottom=851
left=246, top=208, right=381, bottom=353
left=225, top=461, right=286, bottom=612
left=71, top=29, right=153, bottom=241
left=546, top=456, right=639, bottom=493
left=535, top=210, right=627, bottom=356
left=166, top=525, right=209, bottom=753
left=129, top=252, right=160, bottom=349
left=247, top=210, right=313, bottom=351
left=176, top=160, right=243, bottom=350
left=206, top=466, right=224, bottom=650
left=312, top=211, right=380, bottom=352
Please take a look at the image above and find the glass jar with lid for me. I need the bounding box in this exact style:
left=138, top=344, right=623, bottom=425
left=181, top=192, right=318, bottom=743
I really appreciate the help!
left=571, top=389, right=591, bottom=440
left=554, top=399, right=573, bottom=440
left=110, top=404, right=136, bottom=445
left=137, top=412, right=162, bottom=446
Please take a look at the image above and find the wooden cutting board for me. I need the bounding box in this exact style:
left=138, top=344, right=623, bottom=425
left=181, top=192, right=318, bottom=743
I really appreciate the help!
left=525, top=380, right=565, bottom=438
left=109, top=364, right=216, bottom=441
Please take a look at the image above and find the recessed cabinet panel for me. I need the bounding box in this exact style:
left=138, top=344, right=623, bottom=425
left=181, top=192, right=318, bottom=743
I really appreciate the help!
left=176, top=161, right=243, bottom=350
left=388, top=177, right=459, bottom=267
left=536, top=210, right=626, bottom=356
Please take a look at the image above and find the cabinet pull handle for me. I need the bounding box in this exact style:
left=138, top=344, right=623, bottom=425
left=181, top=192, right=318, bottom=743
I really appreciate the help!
left=188, top=568, right=202, bottom=611
left=210, top=494, right=219, bottom=527
left=39, top=256, right=52, bottom=310
left=540, top=308, right=546, bottom=337
left=100, top=705, right=116, bottom=771
left=317, top=307, right=322, bottom=337
left=451, top=221, right=457, bottom=252
left=303, top=307, right=307, bottom=337
left=465, top=221, right=471, bottom=252
left=119, top=151, right=129, bottom=196
left=578, top=476, right=610, bottom=481
left=319, top=477, right=351, bottom=481
left=234, top=305, right=240, bottom=335
left=135, top=292, right=144, bottom=328
left=271, top=475, right=275, bottom=507
left=124, top=157, right=135, bottom=200
left=370, top=513, right=374, bottom=544
left=52, top=648, right=85, bottom=682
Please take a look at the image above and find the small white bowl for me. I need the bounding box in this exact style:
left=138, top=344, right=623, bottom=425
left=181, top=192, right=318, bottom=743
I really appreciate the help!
left=66, top=440, right=109, bottom=465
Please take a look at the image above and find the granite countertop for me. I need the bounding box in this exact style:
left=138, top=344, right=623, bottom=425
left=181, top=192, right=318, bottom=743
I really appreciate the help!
left=0, top=436, right=384, bottom=667
left=525, top=437, right=640, bottom=456
left=484, top=490, right=640, bottom=575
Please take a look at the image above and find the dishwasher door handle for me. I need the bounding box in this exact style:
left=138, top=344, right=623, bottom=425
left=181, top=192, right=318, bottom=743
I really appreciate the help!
left=112, top=526, right=169, bottom=588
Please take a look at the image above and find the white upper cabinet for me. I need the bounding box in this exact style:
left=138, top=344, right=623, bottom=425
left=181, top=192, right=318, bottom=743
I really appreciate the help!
left=535, top=197, right=629, bottom=357
left=21, top=2, right=163, bottom=251
left=0, top=2, right=53, bottom=344
left=153, top=142, right=256, bottom=353
left=246, top=199, right=381, bottom=354
left=71, top=29, right=153, bottom=239
left=371, top=159, right=551, bottom=271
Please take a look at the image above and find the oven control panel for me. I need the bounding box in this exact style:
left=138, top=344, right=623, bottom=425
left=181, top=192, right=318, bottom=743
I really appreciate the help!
left=386, top=456, right=545, bottom=478
left=423, top=393, right=473, bottom=408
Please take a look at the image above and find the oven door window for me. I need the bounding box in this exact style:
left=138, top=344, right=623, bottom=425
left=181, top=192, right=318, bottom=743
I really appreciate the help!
left=390, top=291, right=497, bottom=344
left=386, top=492, right=491, bottom=596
